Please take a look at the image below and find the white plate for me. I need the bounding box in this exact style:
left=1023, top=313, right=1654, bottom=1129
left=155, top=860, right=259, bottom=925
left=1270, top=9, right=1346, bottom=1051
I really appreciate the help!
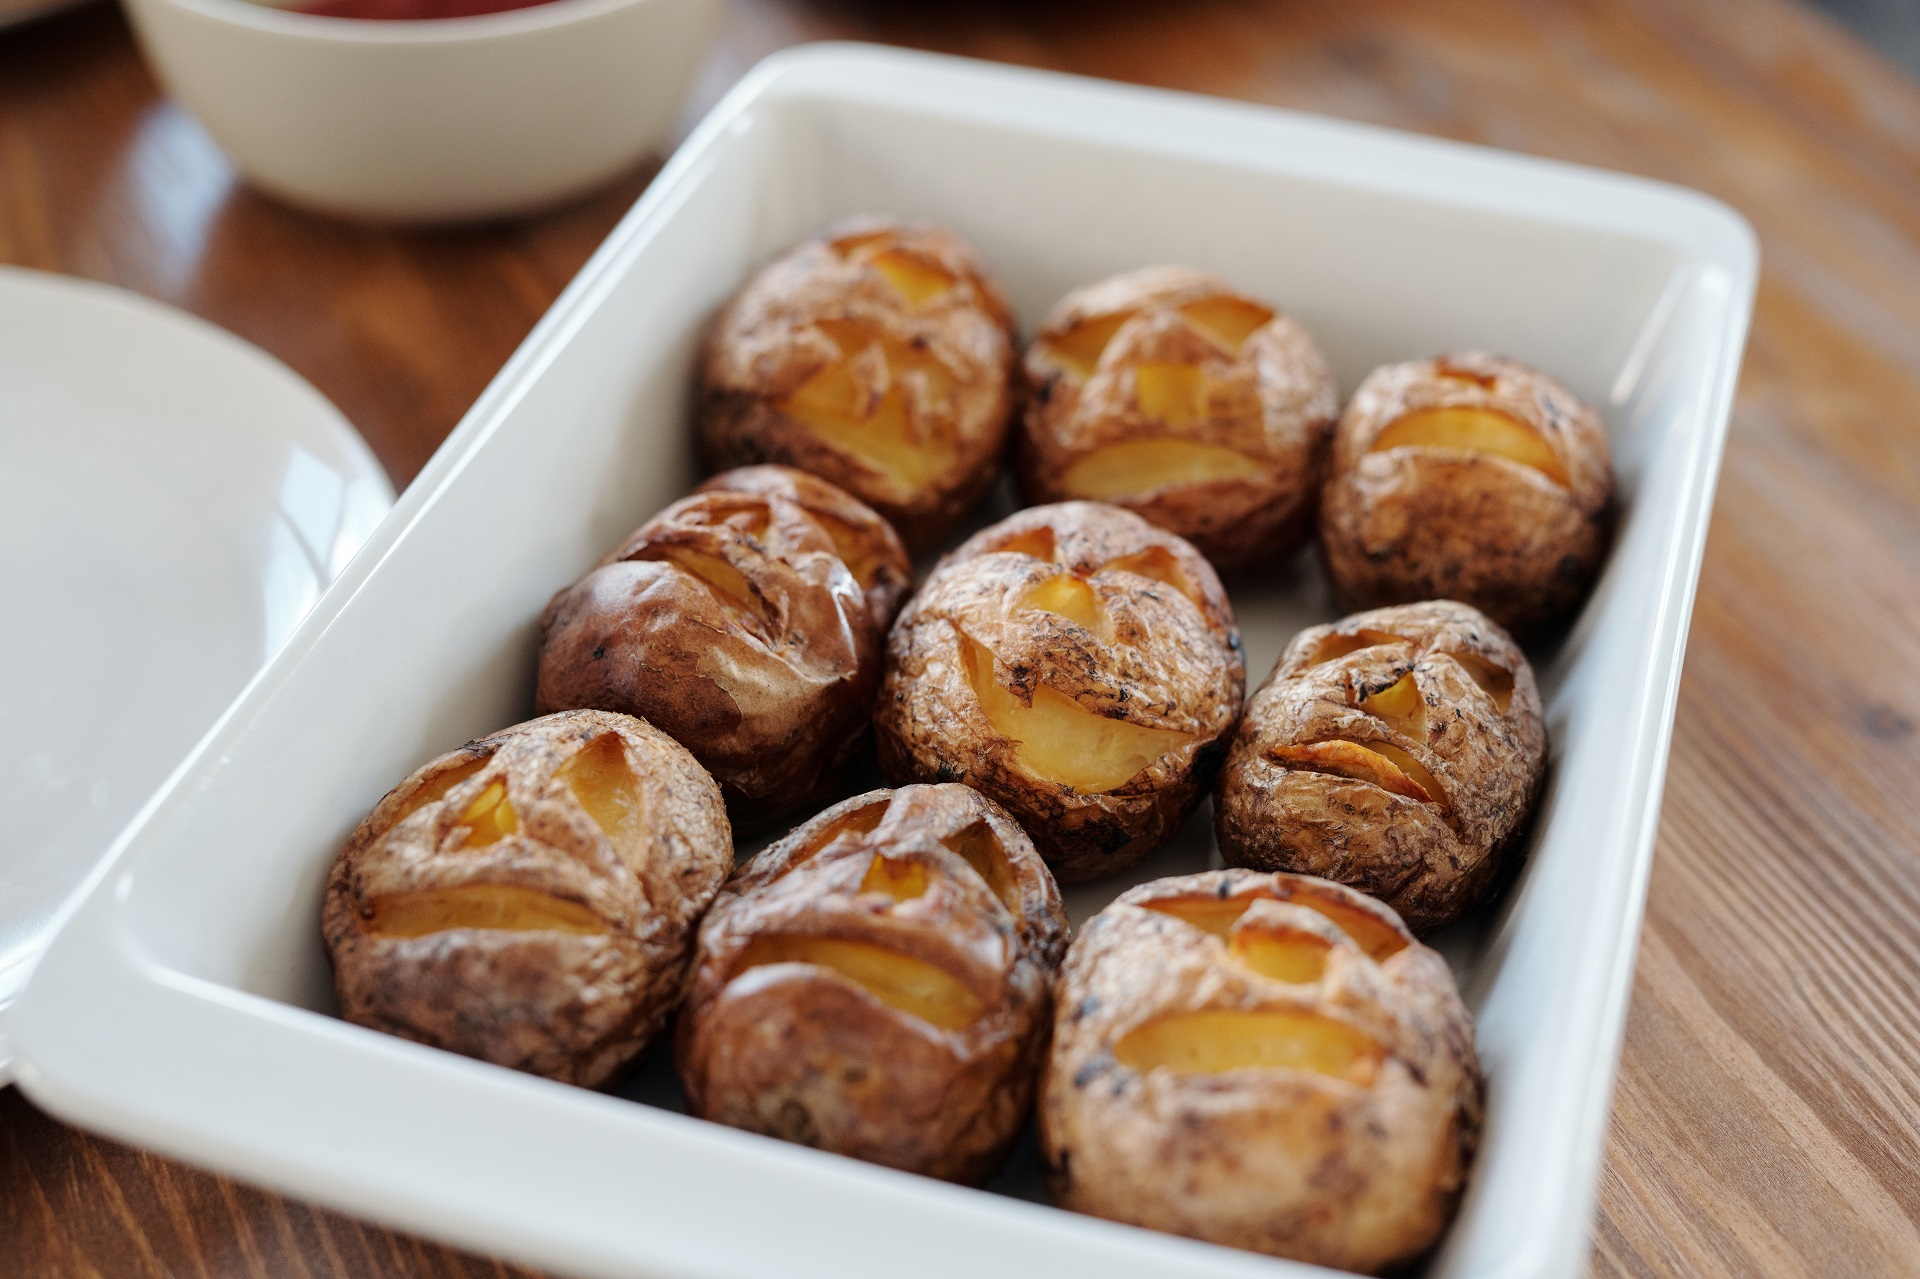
left=7, top=45, right=1754, bottom=1279
left=0, top=267, right=392, bottom=1080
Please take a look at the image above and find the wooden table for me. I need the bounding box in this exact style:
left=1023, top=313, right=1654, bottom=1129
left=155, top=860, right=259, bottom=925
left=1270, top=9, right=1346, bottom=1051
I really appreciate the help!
left=5, top=0, right=1920, bottom=1273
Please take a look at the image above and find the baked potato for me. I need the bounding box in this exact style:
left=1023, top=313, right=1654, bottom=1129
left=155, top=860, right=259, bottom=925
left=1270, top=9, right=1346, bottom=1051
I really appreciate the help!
left=675, top=783, right=1068, bottom=1184
left=1320, top=351, right=1614, bottom=636
left=1213, top=600, right=1545, bottom=933
left=697, top=218, right=1018, bottom=549
left=323, top=709, right=732, bottom=1088
left=536, top=465, right=911, bottom=827
left=1017, top=266, right=1339, bottom=569
left=875, top=502, right=1244, bottom=882
left=1040, top=869, right=1482, bottom=1275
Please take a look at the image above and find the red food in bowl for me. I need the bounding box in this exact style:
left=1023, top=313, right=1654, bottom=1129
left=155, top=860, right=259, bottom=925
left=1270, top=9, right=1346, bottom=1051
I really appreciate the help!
left=298, top=0, right=554, bottom=18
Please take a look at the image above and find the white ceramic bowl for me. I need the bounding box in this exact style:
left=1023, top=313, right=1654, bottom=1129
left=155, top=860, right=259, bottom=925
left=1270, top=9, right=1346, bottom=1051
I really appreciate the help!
left=119, top=0, right=721, bottom=222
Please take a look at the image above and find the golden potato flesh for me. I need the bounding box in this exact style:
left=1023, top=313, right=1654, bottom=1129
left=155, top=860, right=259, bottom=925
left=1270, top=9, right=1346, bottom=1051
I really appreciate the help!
left=536, top=466, right=910, bottom=828
left=697, top=219, right=1017, bottom=549
left=1041, top=870, right=1483, bottom=1275
left=1214, top=599, right=1547, bottom=933
left=1017, top=266, right=1339, bottom=569
left=323, top=710, right=732, bottom=1088
left=676, top=784, right=1068, bottom=1185
left=875, top=502, right=1244, bottom=882
left=1320, top=351, right=1614, bottom=637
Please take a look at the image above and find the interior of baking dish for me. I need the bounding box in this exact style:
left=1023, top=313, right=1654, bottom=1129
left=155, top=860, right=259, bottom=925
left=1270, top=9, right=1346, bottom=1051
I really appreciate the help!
left=16, top=46, right=1752, bottom=1279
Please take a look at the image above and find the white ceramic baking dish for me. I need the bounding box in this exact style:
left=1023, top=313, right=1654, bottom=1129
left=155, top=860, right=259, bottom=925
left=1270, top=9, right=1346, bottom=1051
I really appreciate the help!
left=8, top=42, right=1754, bottom=1279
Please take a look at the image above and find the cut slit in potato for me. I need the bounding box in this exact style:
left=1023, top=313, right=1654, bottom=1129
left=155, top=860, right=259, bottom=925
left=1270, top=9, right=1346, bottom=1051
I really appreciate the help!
left=860, top=854, right=930, bottom=902
left=365, top=884, right=605, bottom=938
left=1307, top=629, right=1413, bottom=668
left=1098, top=545, right=1206, bottom=612
left=996, top=526, right=1056, bottom=562
left=1113, top=1009, right=1383, bottom=1083
left=457, top=779, right=518, bottom=847
left=865, top=249, right=956, bottom=308
left=637, top=545, right=766, bottom=620
left=960, top=633, right=1192, bottom=792
left=1231, top=923, right=1332, bottom=984
left=393, top=753, right=490, bottom=826
left=1359, top=672, right=1427, bottom=737
left=557, top=734, right=646, bottom=860
left=1019, top=574, right=1111, bottom=641
left=942, top=820, right=1022, bottom=918
left=1046, top=311, right=1134, bottom=379
left=807, top=510, right=888, bottom=591
left=1369, top=407, right=1569, bottom=485
left=1270, top=739, right=1445, bottom=807
left=1059, top=438, right=1263, bottom=501
left=733, top=935, right=983, bottom=1031
left=780, top=324, right=959, bottom=496
left=1143, top=893, right=1408, bottom=963
left=1177, top=295, right=1273, bottom=353
left=1132, top=362, right=1210, bottom=428
left=1447, top=650, right=1516, bottom=713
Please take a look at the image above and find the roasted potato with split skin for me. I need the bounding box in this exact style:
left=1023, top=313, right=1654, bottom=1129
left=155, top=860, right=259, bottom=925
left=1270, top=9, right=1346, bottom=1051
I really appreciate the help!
left=875, top=502, right=1244, bottom=882
left=1018, top=266, right=1340, bottom=568
left=1320, top=351, right=1614, bottom=636
left=1041, top=869, right=1482, bottom=1275
left=1214, top=600, right=1546, bottom=933
left=675, top=783, right=1068, bottom=1184
left=323, top=710, right=731, bottom=1089
left=535, top=466, right=911, bottom=827
left=697, top=218, right=1018, bottom=549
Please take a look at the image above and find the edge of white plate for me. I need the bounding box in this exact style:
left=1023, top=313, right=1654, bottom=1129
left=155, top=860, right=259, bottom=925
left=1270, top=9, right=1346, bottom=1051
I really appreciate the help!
left=0, top=267, right=395, bottom=1088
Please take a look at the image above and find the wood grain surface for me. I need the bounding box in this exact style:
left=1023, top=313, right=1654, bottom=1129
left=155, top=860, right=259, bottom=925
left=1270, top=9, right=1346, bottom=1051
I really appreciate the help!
left=5, top=0, right=1920, bottom=1275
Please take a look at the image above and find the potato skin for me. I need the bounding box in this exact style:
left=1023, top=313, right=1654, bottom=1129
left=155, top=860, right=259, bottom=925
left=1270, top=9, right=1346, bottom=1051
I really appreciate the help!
left=1018, top=266, right=1339, bottom=568
left=535, top=467, right=910, bottom=828
left=323, top=710, right=731, bottom=1089
left=676, top=784, right=1068, bottom=1184
left=1320, top=351, right=1614, bottom=637
left=697, top=218, right=1018, bottom=549
left=875, top=502, right=1244, bottom=882
left=1041, top=870, right=1482, bottom=1275
left=1213, top=600, right=1545, bottom=933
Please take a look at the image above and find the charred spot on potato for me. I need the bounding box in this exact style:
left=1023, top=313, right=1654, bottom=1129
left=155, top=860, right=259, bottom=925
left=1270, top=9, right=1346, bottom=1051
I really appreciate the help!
left=1112, top=1010, right=1384, bottom=1084
left=365, top=884, right=606, bottom=938
left=734, top=935, right=984, bottom=1031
